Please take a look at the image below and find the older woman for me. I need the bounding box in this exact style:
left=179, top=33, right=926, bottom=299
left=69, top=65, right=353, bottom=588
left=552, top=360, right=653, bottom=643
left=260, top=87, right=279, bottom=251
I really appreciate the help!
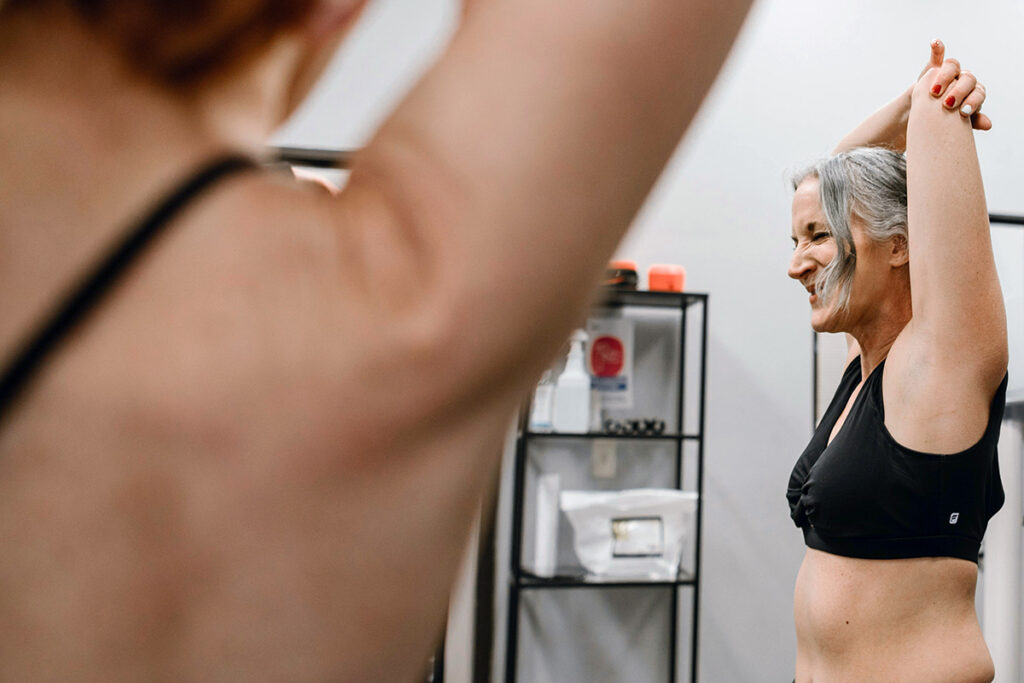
left=787, top=41, right=1008, bottom=683
left=0, top=0, right=754, bottom=680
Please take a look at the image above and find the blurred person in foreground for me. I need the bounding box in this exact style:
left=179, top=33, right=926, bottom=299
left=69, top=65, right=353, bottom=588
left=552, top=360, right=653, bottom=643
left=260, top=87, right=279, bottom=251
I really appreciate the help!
left=0, top=0, right=753, bottom=679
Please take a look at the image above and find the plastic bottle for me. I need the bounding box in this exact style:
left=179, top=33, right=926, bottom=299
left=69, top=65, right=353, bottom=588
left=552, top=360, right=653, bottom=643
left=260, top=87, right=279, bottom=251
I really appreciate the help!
left=553, top=330, right=591, bottom=433
left=529, top=370, right=555, bottom=432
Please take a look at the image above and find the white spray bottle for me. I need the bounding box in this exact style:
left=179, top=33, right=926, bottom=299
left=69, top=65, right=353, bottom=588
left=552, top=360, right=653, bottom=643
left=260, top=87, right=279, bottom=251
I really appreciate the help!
left=552, top=330, right=591, bottom=433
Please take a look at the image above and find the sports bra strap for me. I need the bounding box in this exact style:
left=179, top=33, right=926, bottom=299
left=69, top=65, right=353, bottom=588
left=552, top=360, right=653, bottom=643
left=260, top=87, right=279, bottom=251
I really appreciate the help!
left=0, top=154, right=259, bottom=425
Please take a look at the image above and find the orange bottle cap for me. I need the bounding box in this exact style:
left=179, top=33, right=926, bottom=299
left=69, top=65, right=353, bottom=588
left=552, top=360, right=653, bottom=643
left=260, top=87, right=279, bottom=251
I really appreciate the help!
left=648, top=264, right=686, bottom=292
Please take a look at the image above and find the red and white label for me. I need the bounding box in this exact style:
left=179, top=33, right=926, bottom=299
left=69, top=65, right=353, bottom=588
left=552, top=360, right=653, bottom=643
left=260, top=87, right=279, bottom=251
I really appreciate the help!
left=590, top=336, right=625, bottom=377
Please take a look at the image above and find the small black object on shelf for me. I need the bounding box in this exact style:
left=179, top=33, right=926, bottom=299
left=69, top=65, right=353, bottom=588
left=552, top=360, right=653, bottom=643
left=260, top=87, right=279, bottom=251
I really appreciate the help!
left=602, top=417, right=667, bottom=436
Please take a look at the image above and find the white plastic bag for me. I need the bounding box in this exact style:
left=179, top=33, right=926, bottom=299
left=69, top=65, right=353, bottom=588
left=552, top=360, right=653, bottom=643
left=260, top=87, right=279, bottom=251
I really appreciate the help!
left=560, top=489, right=698, bottom=580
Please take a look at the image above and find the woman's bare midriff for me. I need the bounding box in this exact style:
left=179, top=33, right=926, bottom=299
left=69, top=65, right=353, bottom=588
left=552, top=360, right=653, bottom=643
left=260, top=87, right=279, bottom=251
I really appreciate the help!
left=794, top=547, right=994, bottom=683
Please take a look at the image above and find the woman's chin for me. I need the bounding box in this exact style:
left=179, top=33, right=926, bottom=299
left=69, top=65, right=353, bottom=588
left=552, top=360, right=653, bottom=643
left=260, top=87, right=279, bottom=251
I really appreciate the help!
left=810, top=310, right=839, bottom=334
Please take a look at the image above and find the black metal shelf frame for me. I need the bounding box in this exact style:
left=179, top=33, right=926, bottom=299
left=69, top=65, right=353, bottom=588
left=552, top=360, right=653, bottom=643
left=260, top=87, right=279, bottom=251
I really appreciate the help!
left=523, top=432, right=702, bottom=442
left=517, top=570, right=698, bottom=590
left=505, top=289, right=709, bottom=683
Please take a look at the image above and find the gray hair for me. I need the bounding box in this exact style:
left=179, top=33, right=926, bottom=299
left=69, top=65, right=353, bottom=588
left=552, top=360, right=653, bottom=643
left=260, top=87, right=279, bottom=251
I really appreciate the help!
left=791, top=147, right=908, bottom=312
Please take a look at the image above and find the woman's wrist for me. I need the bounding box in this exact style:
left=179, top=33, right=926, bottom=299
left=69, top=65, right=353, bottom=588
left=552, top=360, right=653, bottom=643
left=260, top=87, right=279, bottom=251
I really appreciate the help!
left=899, top=84, right=915, bottom=111
left=910, top=75, right=936, bottom=106
left=893, top=85, right=915, bottom=143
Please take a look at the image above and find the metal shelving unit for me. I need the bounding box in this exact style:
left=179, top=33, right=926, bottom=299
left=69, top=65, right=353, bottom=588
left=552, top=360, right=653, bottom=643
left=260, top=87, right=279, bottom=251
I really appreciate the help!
left=504, top=289, right=708, bottom=683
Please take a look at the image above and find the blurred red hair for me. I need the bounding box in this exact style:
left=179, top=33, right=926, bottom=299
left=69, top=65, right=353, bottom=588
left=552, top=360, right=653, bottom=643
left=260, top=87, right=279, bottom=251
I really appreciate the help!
left=4, top=0, right=321, bottom=85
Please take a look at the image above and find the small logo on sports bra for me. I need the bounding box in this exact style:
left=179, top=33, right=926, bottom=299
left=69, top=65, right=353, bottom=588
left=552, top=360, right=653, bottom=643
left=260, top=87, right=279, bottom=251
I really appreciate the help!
left=949, top=513, right=960, bottom=524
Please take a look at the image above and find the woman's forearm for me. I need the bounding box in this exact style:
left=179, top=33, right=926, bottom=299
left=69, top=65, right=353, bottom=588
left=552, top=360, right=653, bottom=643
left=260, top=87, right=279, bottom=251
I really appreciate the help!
left=833, top=86, right=914, bottom=154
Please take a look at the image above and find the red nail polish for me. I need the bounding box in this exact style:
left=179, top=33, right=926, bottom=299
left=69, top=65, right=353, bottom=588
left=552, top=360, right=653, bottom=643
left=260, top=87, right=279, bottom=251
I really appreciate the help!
left=945, top=96, right=955, bottom=107
left=932, top=84, right=941, bottom=95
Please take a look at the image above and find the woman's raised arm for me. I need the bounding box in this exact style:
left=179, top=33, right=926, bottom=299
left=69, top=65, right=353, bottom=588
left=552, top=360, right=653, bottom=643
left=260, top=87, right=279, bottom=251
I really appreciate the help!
left=904, top=46, right=1007, bottom=383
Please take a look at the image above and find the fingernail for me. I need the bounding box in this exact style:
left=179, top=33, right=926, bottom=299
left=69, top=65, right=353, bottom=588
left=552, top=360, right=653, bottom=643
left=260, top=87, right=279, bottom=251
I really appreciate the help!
left=945, top=96, right=956, bottom=107
left=961, top=104, right=973, bottom=116
left=931, top=84, right=942, bottom=95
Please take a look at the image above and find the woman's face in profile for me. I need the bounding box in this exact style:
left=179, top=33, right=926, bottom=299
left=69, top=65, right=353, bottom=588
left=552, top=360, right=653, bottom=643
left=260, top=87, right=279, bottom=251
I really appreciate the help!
left=789, top=177, right=840, bottom=332
left=789, top=177, right=901, bottom=335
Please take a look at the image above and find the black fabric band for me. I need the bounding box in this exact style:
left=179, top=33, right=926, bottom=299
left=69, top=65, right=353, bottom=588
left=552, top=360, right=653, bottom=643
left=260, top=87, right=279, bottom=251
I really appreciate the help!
left=0, top=154, right=258, bottom=424
left=802, top=526, right=981, bottom=564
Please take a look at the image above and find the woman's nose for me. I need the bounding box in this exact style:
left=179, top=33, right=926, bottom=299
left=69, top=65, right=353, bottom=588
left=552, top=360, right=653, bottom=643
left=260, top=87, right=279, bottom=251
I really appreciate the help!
left=788, top=248, right=813, bottom=281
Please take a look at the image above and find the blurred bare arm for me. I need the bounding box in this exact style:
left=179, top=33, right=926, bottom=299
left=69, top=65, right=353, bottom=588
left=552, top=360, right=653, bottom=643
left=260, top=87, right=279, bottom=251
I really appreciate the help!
left=336, top=0, right=755, bottom=419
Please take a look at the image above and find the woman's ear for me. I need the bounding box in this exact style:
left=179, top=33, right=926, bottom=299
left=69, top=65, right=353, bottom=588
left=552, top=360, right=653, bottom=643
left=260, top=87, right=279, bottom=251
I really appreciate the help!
left=890, top=233, right=909, bottom=267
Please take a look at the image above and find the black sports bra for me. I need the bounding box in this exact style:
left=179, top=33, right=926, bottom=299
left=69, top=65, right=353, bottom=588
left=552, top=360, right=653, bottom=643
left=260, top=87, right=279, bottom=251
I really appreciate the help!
left=0, top=155, right=258, bottom=425
left=788, top=356, right=1007, bottom=563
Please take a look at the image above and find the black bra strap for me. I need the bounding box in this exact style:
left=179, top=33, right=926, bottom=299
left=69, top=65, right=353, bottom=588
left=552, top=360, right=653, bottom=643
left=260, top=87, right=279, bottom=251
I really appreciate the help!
left=0, top=154, right=259, bottom=423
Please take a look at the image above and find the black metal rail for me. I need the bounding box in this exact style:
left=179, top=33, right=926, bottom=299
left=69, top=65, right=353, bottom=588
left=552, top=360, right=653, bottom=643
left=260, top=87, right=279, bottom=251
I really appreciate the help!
left=271, top=146, right=355, bottom=169
left=990, top=214, right=1024, bottom=227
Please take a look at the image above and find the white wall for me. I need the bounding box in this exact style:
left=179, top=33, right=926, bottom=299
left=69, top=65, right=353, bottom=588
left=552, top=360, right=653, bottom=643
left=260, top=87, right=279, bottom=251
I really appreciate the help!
left=275, top=1, right=1024, bottom=681
left=274, top=0, right=457, bottom=149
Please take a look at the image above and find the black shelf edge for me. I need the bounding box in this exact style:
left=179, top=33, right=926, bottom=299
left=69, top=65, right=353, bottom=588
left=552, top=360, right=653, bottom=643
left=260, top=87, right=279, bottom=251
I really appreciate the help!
left=522, top=432, right=701, bottom=441
left=594, top=289, right=707, bottom=309
left=514, top=571, right=696, bottom=590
